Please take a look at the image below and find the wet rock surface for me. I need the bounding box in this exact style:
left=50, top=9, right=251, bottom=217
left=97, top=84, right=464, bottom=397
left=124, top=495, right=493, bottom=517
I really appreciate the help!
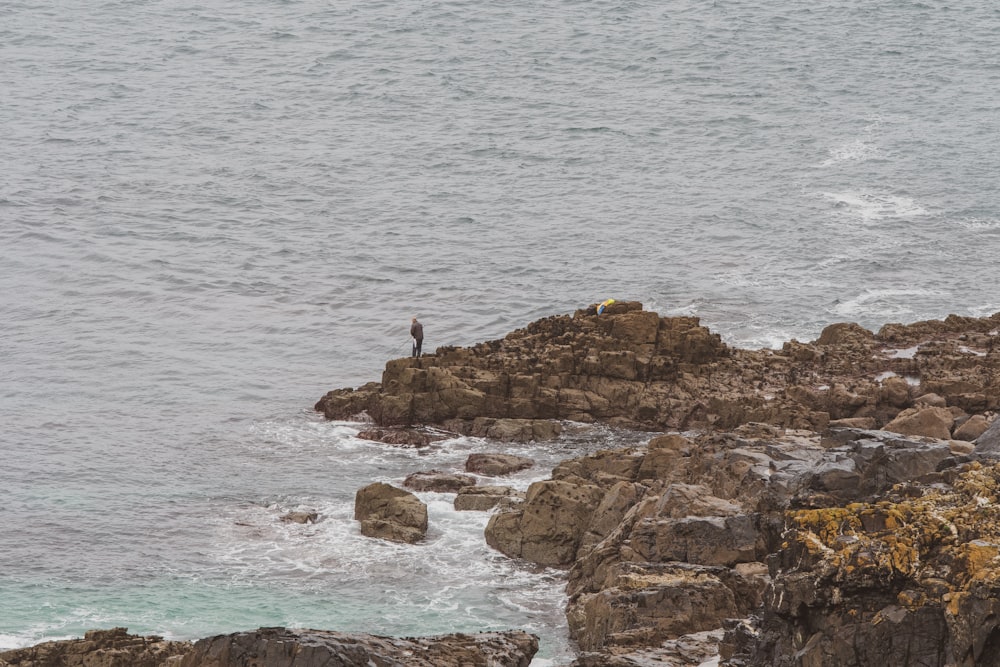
left=0, top=627, right=539, bottom=667
left=403, top=469, right=478, bottom=493
left=354, top=482, right=428, bottom=544
left=178, top=626, right=539, bottom=667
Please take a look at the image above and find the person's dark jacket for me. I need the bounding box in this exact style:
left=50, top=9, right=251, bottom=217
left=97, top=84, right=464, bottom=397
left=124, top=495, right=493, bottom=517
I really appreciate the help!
left=410, top=320, right=423, bottom=341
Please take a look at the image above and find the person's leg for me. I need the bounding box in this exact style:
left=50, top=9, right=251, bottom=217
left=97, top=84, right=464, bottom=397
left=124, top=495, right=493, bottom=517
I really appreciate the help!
left=412, top=341, right=417, bottom=357
left=416, top=340, right=422, bottom=357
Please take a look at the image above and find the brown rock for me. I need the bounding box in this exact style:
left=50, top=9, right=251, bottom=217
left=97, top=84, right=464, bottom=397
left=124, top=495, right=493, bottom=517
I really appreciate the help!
left=953, top=414, right=990, bottom=441
left=878, top=375, right=912, bottom=408
left=914, top=392, right=948, bottom=408
left=178, top=626, right=538, bottom=667
left=883, top=406, right=954, bottom=440
left=316, top=308, right=1000, bottom=438
left=816, top=322, right=875, bottom=346
left=454, top=485, right=525, bottom=511
left=354, top=482, right=428, bottom=544
left=357, top=427, right=437, bottom=447
left=403, top=470, right=477, bottom=493
left=567, top=562, right=745, bottom=652
left=280, top=511, right=318, bottom=524
left=485, top=479, right=606, bottom=567
left=466, top=453, right=534, bottom=476
left=0, top=628, right=191, bottom=667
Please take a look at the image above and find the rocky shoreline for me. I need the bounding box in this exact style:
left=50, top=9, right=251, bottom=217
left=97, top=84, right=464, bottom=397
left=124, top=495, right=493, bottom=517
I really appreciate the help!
left=8, top=303, right=1000, bottom=666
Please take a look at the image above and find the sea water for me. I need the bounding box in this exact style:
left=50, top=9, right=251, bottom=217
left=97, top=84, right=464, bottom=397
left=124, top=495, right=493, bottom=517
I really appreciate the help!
left=3, top=0, right=1000, bottom=662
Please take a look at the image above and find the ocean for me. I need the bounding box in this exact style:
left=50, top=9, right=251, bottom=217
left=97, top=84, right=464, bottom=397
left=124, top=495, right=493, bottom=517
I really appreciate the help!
left=2, top=0, right=999, bottom=662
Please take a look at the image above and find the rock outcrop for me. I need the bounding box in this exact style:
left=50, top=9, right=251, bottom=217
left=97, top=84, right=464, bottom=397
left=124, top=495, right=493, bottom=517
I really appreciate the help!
left=0, top=627, right=540, bottom=667
left=354, top=482, right=428, bottom=544
left=723, top=462, right=1000, bottom=666
left=403, top=470, right=477, bottom=493
left=317, top=304, right=1000, bottom=437
left=0, top=628, right=190, bottom=667
left=316, top=306, right=1000, bottom=667
left=475, top=423, right=993, bottom=665
left=24, top=309, right=998, bottom=667
left=466, top=453, right=534, bottom=476
left=178, top=627, right=538, bottom=667
left=454, top=485, right=525, bottom=511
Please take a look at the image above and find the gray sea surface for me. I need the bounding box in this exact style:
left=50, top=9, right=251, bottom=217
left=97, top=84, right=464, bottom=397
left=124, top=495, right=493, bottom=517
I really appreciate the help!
left=3, top=0, right=999, bottom=662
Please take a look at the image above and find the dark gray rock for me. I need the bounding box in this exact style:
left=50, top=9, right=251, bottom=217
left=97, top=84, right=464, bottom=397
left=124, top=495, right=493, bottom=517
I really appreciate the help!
left=178, top=626, right=539, bottom=667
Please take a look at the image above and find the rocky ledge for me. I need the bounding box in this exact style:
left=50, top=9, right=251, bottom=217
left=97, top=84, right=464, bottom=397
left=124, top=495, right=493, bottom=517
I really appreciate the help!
left=0, top=627, right=539, bottom=667
left=316, top=304, right=1000, bottom=666
left=315, top=301, right=1000, bottom=435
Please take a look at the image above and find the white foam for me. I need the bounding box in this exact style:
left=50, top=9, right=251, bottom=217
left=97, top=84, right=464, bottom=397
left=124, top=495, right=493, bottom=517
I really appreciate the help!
left=831, top=289, right=936, bottom=321
left=820, top=139, right=880, bottom=166
left=821, top=191, right=928, bottom=222
left=872, top=369, right=923, bottom=384
left=886, top=346, right=920, bottom=359
left=954, top=217, right=1000, bottom=231
left=959, top=346, right=986, bottom=357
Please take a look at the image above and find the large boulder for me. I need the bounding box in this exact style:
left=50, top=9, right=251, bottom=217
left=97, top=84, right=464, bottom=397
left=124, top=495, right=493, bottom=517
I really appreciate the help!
left=883, top=405, right=954, bottom=440
left=357, top=428, right=440, bottom=448
left=403, top=470, right=477, bottom=493
left=178, top=627, right=539, bottom=667
left=485, top=479, right=606, bottom=567
left=954, top=414, right=990, bottom=441
left=466, top=453, right=534, bottom=476
left=566, top=562, right=761, bottom=652
left=354, top=482, right=428, bottom=544
left=444, top=418, right=562, bottom=442
left=454, top=485, right=525, bottom=512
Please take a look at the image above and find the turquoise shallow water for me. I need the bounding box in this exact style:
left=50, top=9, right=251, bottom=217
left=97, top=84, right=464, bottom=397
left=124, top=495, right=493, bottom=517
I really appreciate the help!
left=3, top=0, right=1000, bottom=662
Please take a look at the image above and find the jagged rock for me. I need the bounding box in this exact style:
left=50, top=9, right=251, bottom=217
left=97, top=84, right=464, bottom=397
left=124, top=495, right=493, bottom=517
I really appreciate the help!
left=443, top=418, right=562, bottom=442
left=629, top=514, right=764, bottom=567
left=465, top=453, right=534, bottom=476
left=354, top=482, right=428, bottom=544
left=280, top=511, right=318, bottom=524
left=485, top=479, right=606, bottom=567
left=454, top=485, right=525, bottom=511
left=403, top=470, right=477, bottom=493
left=567, top=562, right=762, bottom=652
left=177, top=626, right=539, bottom=667
left=317, top=307, right=1000, bottom=435
left=883, top=405, right=954, bottom=440
left=723, top=463, right=1000, bottom=667
left=0, top=628, right=191, bottom=667
left=356, top=427, right=439, bottom=447
left=311, top=308, right=1000, bottom=666
left=571, top=629, right=723, bottom=666
left=816, top=322, right=875, bottom=346
left=577, top=481, right=648, bottom=556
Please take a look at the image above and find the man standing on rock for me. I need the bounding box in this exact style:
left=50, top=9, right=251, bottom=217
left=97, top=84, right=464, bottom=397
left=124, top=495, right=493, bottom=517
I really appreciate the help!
left=410, top=316, right=423, bottom=358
